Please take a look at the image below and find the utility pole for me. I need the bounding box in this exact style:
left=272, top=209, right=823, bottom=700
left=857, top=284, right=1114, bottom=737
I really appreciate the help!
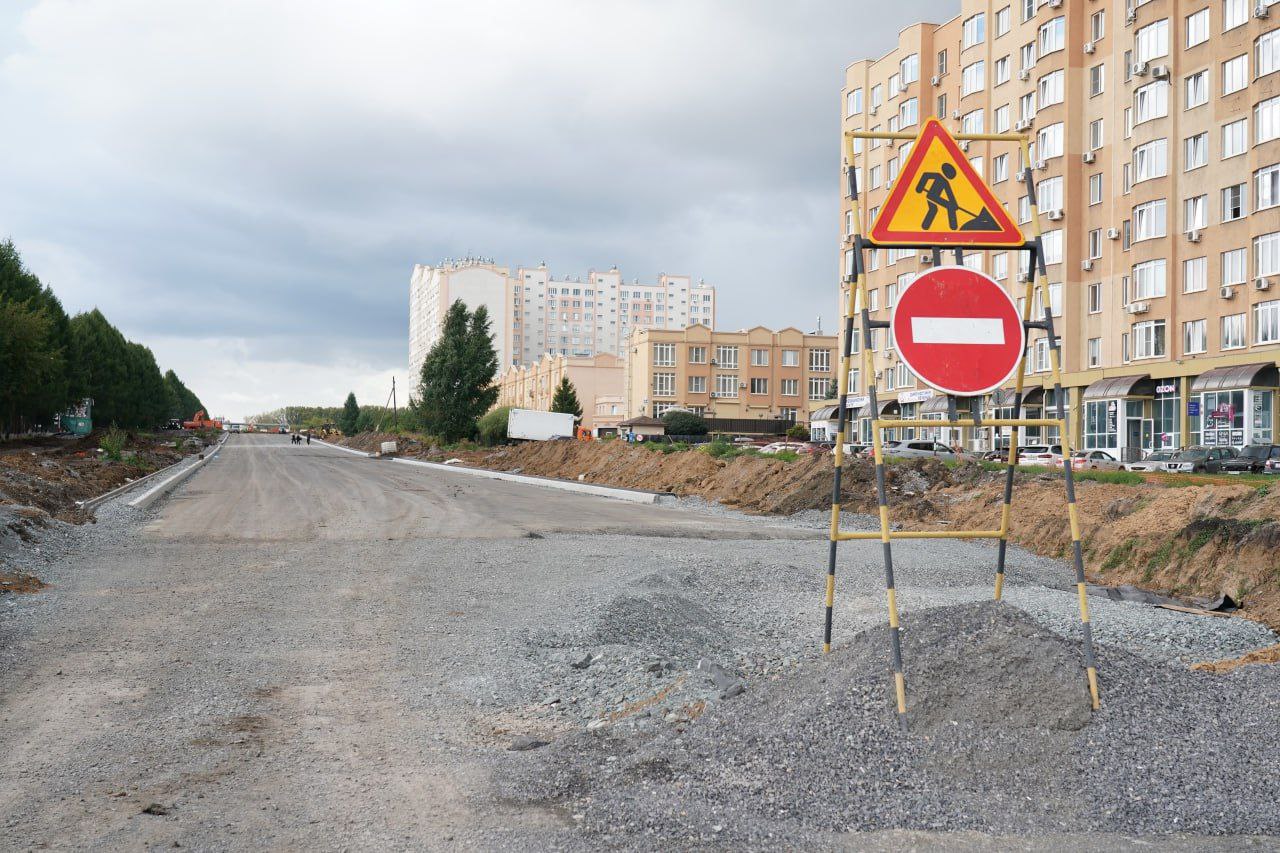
left=392, top=377, right=398, bottom=427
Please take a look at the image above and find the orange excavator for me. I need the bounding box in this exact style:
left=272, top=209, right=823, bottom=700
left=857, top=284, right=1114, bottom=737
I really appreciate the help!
left=182, top=410, right=222, bottom=430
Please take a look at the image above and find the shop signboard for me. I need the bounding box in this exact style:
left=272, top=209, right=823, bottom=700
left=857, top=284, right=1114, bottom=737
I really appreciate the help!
left=1187, top=400, right=1201, bottom=417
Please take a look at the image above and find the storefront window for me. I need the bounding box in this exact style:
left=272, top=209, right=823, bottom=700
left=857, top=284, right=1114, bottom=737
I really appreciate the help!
left=1200, top=389, right=1245, bottom=447
left=1250, top=390, right=1273, bottom=444
left=1153, top=387, right=1181, bottom=449
left=1085, top=400, right=1119, bottom=449
left=900, top=402, right=918, bottom=439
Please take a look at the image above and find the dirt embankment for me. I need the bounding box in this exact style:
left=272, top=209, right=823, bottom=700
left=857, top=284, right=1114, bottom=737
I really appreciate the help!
left=415, top=438, right=1279, bottom=630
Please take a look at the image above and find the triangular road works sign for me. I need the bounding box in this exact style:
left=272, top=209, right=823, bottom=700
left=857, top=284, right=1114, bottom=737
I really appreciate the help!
left=869, top=117, right=1024, bottom=247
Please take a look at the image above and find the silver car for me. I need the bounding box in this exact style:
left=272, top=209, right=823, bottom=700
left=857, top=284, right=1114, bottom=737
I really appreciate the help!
left=1126, top=449, right=1176, bottom=472
left=880, top=440, right=963, bottom=459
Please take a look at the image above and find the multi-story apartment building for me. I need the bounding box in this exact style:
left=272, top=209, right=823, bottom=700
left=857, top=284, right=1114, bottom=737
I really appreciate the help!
left=495, top=352, right=624, bottom=431
left=409, top=258, right=717, bottom=379
left=841, top=0, right=1279, bottom=459
left=623, top=326, right=839, bottom=421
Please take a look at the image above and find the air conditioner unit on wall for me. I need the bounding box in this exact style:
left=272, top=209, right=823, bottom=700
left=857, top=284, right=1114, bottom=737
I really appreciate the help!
left=1255, top=4, right=1270, bottom=19
left=1083, top=41, right=1096, bottom=55
left=1014, top=119, right=1029, bottom=132
left=1107, top=227, right=1121, bottom=240
left=1126, top=9, right=1137, bottom=25
left=1083, top=150, right=1096, bottom=164
left=931, top=74, right=941, bottom=86
left=1132, top=61, right=1150, bottom=77
left=1035, top=159, right=1048, bottom=171
left=1082, top=259, right=1095, bottom=271
left=1186, top=229, right=1202, bottom=243
left=1221, top=285, right=1236, bottom=299
left=1018, top=69, right=1031, bottom=81
left=1048, top=0, right=1063, bottom=7
left=1257, top=277, right=1273, bottom=291
left=1151, top=65, right=1171, bottom=80
left=1126, top=301, right=1151, bottom=315
left=1047, top=208, right=1064, bottom=221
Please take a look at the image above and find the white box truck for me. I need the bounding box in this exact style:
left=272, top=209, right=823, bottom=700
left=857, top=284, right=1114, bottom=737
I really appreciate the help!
left=507, top=408, right=575, bottom=441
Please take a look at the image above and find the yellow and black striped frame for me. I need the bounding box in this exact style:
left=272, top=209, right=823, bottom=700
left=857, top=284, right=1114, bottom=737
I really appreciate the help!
left=824, top=128, right=1101, bottom=730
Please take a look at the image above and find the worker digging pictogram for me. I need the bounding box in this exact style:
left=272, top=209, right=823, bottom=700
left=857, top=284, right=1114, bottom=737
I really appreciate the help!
left=825, top=119, right=1101, bottom=731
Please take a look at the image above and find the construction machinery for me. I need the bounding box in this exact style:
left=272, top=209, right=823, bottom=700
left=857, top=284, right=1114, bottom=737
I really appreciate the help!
left=182, top=410, right=222, bottom=430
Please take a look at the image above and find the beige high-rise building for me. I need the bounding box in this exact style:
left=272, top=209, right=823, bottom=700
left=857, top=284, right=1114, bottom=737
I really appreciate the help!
left=841, top=1, right=1279, bottom=460
left=495, top=352, right=624, bottom=431
left=409, top=258, right=717, bottom=380
left=623, top=326, right=839, bottom=422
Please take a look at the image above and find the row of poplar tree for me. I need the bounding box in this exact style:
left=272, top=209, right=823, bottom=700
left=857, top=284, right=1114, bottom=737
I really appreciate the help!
left=0, top=240, right=205, bottom=436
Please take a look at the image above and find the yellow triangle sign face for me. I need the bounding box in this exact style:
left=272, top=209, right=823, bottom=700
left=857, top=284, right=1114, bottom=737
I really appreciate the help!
left=869, top=118, right=1024, bottom=247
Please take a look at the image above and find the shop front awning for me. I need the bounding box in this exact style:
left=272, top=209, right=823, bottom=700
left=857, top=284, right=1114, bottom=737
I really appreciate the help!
left=809, top=405, right=839, bottom=422
left=921, top=394, right=951, bottom=414
left=852, top=399, right=900, bottom=418
left=1190, top=362, right=1280, bottom=392
left=1082, top=374, right=1155, bottom=400
left=988, top=386, right=1046, bottom=408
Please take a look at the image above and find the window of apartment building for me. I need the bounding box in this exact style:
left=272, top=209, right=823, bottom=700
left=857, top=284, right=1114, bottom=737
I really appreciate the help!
left=1089, top=174, right=1104, bottom=205
left=781, top=378, right=799, bottom=396
left=653, top=342, right=675, bottom=366
left=1223, top=248, right=1248, bottom=286
left=1260, top=96, right=1280, bottom=145
left=1090, top=10, right=1105, bottom=42
left=888, top=73, right=900, bottom=95
left=1121, top=332, right=1130, bottom=363
left=1036, top=122, right=1064, bottom=159
left=1135, top=19, right=1169, bottom=63
left=1134, top=81, right=1169, bottom=123
left=992, top=252, right=1008, bottom=280
left=887, top=156, right=900, bottom=184
left=689, top=347, right=708, bottom=366
left=1134, top=199, right=1168, bottom=241
left=869, top=289, right=880, bottom=311
left=963, top=13, right=986, bottom=48
left=807, top=377, right=830, bottom=400
left=1260, top=30, right=1280, bottom=78
left=1122, top=220, right=1132, bottom=249
left=962, top=109, right=985, bottom=134
left=1042, top=229, right=1063, bottom=265
left=935, top=93, right=948, bottom=118
left=1222, top=313, right=1247, bottom=349
left=1019, top=0, right=1035, bottom=23
left=962, top=61, right=986, bottom=96
left=1018, top=92, right=1039, bottom=123
left=1088, top=119, right=1104, bottom=151
left=749, top=377, right=769, bottom=396
left=1088, top=64, right=1105, bottom=97
left=750, top=348, right=769, bottom=366
left=884, top=365, right=896, bottom=391
left=1049, top=283, right=1063, bottom=317
left=1222, top=55, right=1248, bottom=95
left=1223, top=118, right=1249, bottom=158
left=1185, top=132, right=1208, bottom=171
left=899, top=98, right=918, bottom=128
left=1088, top=282, right=1102, bottom=313
left=1018, top=194, right=1031, bottom=224
left=1184, top=256, right=1208, bottom=293
left=869, top=164, right=881, bottom=188
left=1258, top=231, right=1280, bottom=277
left=715, top=374, right=738, bottom=397
left=1185, top=71, right=1208, bottom=109
left=1185, top=194, right=1208, bottom=231
left=809, top=349, right=831, bottom=371
left=1224, top=0, right=1249, bottom=32
left=993, top=153, right=1010, bottom=183
left=846, top=88, right=863, bottom=116
left=1037, top=176, right=1063, bottom=211
left=1039, top=17, right=1064, bottom=55
left=871, top=84, right=883, bottom=109
left=688, top=375, right=706, bottom=394
left=1038, top=70, right=1064, bottom=108
left=1020, top=42, right=1036, bottom=72
left=995, top=6, right=1011, bottom=36
left=1134, top=138, right=1169, bottom=181
left=1133, top=258, right=1167, bottom=298
left=937, top=49, right=949, bottom=76
left=992, top=56, right=1010, bottom=87
left=1125, top=107, right=1133, bottom=139
left=1184, top=319, right=1208, bottom=354
left=994, top=104, right=1011, bottom=133
left=781, top=348, right=799, bottom=367
left=1257, top=299, right=1280, bottom=345
left=653, top=372, right=675, bottom=397
left=714, top=345, right=738, bottom=368
left=900, top=53, right=919, bottom=85
left=1087, top=229, right=1102, bottom=260
left=1222, top=183, right=1247, bottom=221
left=1124, top=49, right=1133, bottom=83
left=1132, top=320, right=1166, bottom=359
left=1186, top=9, right=1209, bottom=48
left=1032, top=339, right=1050, bottom=373
left=963, top=252, right=985, bottom=273
left=1087, top=337, right=1102, bottom=368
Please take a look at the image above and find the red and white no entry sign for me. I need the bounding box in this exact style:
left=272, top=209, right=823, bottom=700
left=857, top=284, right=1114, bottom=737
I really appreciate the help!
left=890, top=266, right=1025, bottom=397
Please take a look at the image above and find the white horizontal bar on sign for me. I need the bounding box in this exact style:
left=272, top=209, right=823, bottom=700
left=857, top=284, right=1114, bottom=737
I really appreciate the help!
left=911, top=317, right=1005, bottom=346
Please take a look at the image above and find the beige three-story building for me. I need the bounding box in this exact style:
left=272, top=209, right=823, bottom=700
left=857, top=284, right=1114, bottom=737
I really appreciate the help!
left=624, top=326, right=839, bottom=422
left=841, top=0, right=1279, bottom=459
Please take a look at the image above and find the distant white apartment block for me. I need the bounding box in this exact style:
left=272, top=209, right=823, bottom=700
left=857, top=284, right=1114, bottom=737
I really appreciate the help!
left=409, top=257, right=718, bottom=378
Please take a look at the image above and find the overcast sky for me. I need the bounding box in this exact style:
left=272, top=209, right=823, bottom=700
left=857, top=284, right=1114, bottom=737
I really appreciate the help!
left=0, top=0, right=947, bottom=419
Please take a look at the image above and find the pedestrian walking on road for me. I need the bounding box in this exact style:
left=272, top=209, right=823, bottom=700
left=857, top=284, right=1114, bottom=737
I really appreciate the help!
left=306, top=432, right=311, bottom=445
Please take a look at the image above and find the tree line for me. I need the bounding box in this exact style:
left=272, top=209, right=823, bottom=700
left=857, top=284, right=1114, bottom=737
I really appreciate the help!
left=0, top=239, right=204, bottom=436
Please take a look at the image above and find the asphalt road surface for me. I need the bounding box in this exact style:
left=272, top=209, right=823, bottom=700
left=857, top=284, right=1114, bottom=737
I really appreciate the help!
left=0, top=434, right=813, bottom=849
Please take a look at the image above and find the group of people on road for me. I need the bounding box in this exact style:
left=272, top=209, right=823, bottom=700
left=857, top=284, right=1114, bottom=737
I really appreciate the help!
left=289, top=432, right=310, bottom=445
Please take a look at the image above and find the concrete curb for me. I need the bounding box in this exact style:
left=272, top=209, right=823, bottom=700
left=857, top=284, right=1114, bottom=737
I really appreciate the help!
left=312, top=439, right=673, bottom=505
left=125, top=434, right=228, bottom=510
left=78, top=434, right=228, bottom=511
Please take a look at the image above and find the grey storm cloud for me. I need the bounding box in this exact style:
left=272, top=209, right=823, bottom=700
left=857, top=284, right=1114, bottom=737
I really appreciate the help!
left=0, top=0, right=952, bottom=417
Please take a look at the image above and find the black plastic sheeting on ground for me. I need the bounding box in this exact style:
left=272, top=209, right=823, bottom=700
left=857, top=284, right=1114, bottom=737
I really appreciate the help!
left=1087, top=583, right=1238, bottom=613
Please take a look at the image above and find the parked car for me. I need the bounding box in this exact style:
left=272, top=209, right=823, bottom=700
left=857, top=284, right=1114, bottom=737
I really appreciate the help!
left=1070, top=450, right=1124, bottom=471
left=1220, top=444, right=1280, bottom=474
left=1125, top=449, right=1177, bottom=472
left=880, top=440, right=963, bottom=459
left=759, top=442, right=807, bottom=455
left=731, top=436, right=756, bottom=444
left=842, top=443, right=872, bottom=458
left=1019, top=444, right=1064, bottom=466
left=1165, top=446, right=1237, bottom=474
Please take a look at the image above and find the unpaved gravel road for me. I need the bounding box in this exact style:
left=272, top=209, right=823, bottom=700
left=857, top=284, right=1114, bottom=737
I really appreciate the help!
left=1, top=434, right=1275, bottom=850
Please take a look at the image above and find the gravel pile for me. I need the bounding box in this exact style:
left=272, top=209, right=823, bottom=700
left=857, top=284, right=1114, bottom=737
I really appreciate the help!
left=501, top=601, right=1280, bottom=846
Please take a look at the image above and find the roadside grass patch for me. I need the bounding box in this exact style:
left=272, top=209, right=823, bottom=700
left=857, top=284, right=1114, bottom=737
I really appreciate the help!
left=1102, top=538, right=1137, bottom=572
left=100, top=427, right=127, bottom=461
left=1075, top=470, right=1144, bottom=486
left=1143, top=541, right=1175, bottom=584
